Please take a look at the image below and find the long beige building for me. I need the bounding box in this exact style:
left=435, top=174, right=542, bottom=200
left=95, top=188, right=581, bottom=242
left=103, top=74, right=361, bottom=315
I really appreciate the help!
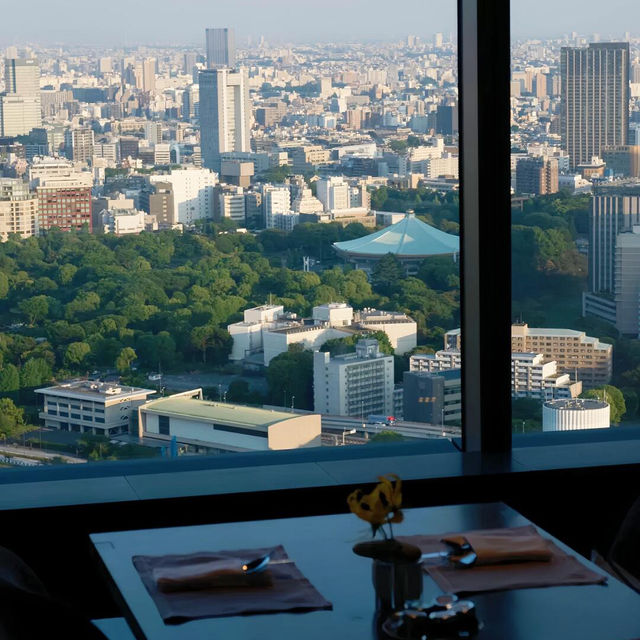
left=138, top=391, right=321, bottom=453
left=511, top=324, right=612, bottom=389
left=441, top=325, right=612, bottom=389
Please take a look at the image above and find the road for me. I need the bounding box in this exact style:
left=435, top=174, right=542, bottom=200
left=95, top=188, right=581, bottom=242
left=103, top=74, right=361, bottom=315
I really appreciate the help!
left=0, top=443, right=85, bottom=464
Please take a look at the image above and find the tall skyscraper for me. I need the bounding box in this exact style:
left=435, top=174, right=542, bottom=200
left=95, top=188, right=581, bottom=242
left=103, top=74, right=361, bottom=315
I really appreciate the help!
left=0, top=58, right=42, bottom=136
left=206, top=28, right=235, bottom=69
left=142, top=58, right=156, bottom=93
left=199, top=68, right=250, bottom=173
left=561, top=43, right=629, bottom=168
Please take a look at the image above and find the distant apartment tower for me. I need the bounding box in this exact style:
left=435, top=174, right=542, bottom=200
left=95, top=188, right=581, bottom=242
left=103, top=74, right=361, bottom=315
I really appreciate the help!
left=313, top=339, right=394, bottom=418
left=561, top=43, right=629, bottom=168
left=316, top=176, right=350, bottom=212
left=0, top=178, right=38, bottom=241
left=199, top=68, right=251, bottom=173
left=0, top=58, right=42, bottom=136
left=149, top=168, right=217, bottom=225
left=206, top=28, right=235, bottom=69
left=65, top=127, right=94, bottom=163
left=263, top=186, right=291, bottom=228
left=142, top=58, right=156, bottom=93
left=515, top=157, right=559, bottom=195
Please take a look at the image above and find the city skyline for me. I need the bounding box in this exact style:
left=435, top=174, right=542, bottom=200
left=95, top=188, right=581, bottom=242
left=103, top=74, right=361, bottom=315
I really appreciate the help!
left=3, top=0, right=640, bottom=45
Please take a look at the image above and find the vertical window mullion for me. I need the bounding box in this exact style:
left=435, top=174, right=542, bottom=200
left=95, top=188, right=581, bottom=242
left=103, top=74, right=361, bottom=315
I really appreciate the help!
left=458, top=0, right=512, bottom=452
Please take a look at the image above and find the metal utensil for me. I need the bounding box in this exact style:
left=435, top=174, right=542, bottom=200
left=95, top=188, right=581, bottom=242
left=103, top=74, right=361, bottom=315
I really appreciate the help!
left=419, top=549, right=478, bottom=567
left=242, top=553, right=294, bottom=575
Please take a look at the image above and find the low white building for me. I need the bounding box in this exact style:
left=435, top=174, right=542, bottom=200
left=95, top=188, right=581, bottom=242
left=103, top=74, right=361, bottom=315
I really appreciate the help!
left=138, top=390, right=321, bottom=452
left=101, top=207, right=157, bottom=235
left=228, top=305, right=284, bottom=361
left=263, top=322, right=354, bottom=366
left=542, top=398, right=610, bottom=431
left=312, top=303, right=353, bottom=327
left=36, top=380, right=155, bottom=436
left=356, top=309, right=417, bottom=354
left=313, top=339, right=394, bottom=418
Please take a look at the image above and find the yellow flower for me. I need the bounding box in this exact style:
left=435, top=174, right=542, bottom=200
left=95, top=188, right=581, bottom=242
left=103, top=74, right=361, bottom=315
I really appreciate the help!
left=347, top=474, right=403, bottom=529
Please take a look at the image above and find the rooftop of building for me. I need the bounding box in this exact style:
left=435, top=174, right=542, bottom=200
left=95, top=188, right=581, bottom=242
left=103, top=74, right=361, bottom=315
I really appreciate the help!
left=140, top=397, right=311, bottom=429
left=332, top=213, right=459, bottom=258
left=544, top=398, right=609, bottom=410
left=36, top=380, right=155, bottom=402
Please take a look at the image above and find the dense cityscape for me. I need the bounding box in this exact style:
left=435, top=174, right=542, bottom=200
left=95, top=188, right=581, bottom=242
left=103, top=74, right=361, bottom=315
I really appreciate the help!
left=0, top=22, right=640, bottom=468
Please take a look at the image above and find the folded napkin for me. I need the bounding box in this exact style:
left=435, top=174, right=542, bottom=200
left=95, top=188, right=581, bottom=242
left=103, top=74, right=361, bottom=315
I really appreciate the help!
left=443, top=528, right=553, bottom=566
left=133, top=545, right=332, bottom=624
left=398, top=526, right=607, bottom=594
left=154, top=558, right=273, bottom=592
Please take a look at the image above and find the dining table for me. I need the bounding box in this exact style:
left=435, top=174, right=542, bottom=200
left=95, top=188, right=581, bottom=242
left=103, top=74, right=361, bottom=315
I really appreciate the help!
left=90, top=502, right=640, bottom=640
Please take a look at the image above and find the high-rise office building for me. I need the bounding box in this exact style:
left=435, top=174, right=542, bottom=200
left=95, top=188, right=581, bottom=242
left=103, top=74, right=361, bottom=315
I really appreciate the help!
left=4, top=58, right=40, bottom=96
left=0, top=58, right=42, bottom=136
left=206, top=28, right=235, bottom=69
left=199, top=69, right=251, bottom=173
left=561, top=43, right=629, bottom=168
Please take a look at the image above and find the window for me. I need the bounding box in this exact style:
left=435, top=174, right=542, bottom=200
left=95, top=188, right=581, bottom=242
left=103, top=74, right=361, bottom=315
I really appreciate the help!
left=159, top=415, right=170, bottom=436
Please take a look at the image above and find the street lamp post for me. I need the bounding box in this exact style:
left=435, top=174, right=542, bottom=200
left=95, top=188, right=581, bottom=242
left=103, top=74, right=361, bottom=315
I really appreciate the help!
left=342, top=427, right=356, bottom=446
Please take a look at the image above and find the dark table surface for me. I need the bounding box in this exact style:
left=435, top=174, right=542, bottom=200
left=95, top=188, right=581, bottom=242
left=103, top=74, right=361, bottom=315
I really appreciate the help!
left=91, top=502, right=640, bottom=640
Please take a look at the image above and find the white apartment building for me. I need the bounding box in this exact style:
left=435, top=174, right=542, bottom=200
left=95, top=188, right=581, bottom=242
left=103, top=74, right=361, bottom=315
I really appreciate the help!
left=410, top=350, right=461, bottom=372
left=316, top=177, right=350, bottom=212
left=0, top=178, right=38, bottom=241
left=218, top=187, right=246, bottom=224
left=268, top=211, right=299, bottom=231
left=263, top=186, right=291, bottom=228
left=36, top=380, right=155, bottom=436
left=149, top=167, right=217, bottom=225
left=65, top=127, right=94, bottom=163
left=313, top=339, right=394, bottom=418
left=511, top=353, right=582, bottom=400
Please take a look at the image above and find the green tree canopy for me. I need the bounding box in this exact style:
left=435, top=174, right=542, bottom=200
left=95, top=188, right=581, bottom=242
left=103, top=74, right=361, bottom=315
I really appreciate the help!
left=266, top=345, right=314, bottom=410
left=580, top=385, right=626, bottom=425
left=116, top=347, right=137, bottom=373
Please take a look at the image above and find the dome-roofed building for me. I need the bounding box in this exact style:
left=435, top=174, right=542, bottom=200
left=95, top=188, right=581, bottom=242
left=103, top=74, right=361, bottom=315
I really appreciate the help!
left=332, top=213, right=459, bottom=275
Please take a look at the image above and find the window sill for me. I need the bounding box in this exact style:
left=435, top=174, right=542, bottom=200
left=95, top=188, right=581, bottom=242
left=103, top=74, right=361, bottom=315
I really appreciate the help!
left=1, top=428, right=639, bottom=512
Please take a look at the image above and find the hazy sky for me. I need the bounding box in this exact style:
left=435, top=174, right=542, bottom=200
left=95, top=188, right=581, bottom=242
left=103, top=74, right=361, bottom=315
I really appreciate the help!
left=1, top=0, right=639, bottom=46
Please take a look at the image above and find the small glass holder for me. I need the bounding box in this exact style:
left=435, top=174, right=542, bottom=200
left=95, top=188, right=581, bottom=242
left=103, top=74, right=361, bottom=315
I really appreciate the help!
left=372, top=558, right=423, bottom=613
